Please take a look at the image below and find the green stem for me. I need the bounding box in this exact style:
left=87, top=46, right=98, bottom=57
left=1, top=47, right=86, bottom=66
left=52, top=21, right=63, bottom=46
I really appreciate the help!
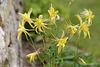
left=40, top=33, right=45, bottom=50
left=29, top=36, right=45, bottom=67
left=74, top=37, right=80, bottom=66
left=1, top=62, right=4, bottom=67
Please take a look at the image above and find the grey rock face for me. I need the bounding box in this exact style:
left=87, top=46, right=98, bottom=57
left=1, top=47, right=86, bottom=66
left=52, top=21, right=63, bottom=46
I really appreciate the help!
left=0, top=0, right=22, bottom=67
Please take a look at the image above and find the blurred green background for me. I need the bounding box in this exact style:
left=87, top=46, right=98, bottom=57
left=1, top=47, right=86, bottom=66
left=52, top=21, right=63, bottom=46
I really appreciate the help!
left=23, top=0, right=100, bottom=66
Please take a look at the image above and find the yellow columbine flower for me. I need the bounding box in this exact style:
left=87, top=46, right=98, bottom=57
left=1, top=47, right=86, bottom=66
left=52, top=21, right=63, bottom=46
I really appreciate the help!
left=18, top=8, right=34, bottom=28
left=26, top=51, right=38, bottom=62
left=81, top=9, right=94, bottom=26
left=17, top=22, right=30, bottom=40
left=79, top=57, right=86, bottom=65
left=78, top=21, right=91, bottom=39
left=48, top=4, right=59, bottom=24
left=81, top=9, right=94, bottom=19
left=48, top=7, right=58, bottom=18
left=56, top=31, right=68, bottom=54
left=67, top=24, right=78, bottom=36
left=34, top=15, right=48, bottom=33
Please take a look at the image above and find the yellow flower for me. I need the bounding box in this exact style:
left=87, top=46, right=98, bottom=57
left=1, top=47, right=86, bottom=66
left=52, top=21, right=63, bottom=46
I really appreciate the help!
left=81, top=9, right=94, bottom=19
left=56, top=31, right=68, bottom=54
left=18, top=8, right=34, bottom=28
left=26, top=51, right=38, bottom=62
left=48, top=7, right=58, bottom=18
left=17, top=22, right=30, bottom=40
left=79, top=57, right=86, bottom=65
left=81, top=9, right=94, bottom=26
left=34, top=15, right=48, bottom=33
left=48, top=4, right=59, bottom=24
left=76, top=14, right=91, bottom=39
left=67, top=24, right=78, bottom=36
left=78, top=21, right=91, bottom=39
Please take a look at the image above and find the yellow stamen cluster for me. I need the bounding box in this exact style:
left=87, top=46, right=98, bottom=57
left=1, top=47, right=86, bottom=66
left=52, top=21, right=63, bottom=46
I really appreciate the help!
left=19, top=13, right=31, bottom=22
left=33, top=15, right=48, bottom=33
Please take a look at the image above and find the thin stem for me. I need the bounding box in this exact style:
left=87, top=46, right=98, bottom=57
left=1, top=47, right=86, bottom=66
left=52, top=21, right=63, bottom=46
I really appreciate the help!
left=74, top=37, right=80, bottom=66
left=41, top=34, right=46, bottom=50
left=29, top=36, right=45, bottom=67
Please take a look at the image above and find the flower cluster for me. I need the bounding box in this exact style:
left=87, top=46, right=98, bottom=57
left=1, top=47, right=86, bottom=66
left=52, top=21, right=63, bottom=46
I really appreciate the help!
left=66, top=9, right=94, bottom=39
left=18, top=4, right=94, bottom=64
left=18, top=4, right=61, bottom=62
left=17, top=4, right=60, bottom=40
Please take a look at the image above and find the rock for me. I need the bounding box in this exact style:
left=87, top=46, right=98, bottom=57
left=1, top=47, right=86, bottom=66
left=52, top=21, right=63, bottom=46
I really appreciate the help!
left=0, top=0, right=22, bottom=67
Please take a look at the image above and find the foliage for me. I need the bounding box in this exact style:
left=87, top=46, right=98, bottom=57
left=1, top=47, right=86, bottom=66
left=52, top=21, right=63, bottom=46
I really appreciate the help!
left=59, top=45, right=100, bottom=67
